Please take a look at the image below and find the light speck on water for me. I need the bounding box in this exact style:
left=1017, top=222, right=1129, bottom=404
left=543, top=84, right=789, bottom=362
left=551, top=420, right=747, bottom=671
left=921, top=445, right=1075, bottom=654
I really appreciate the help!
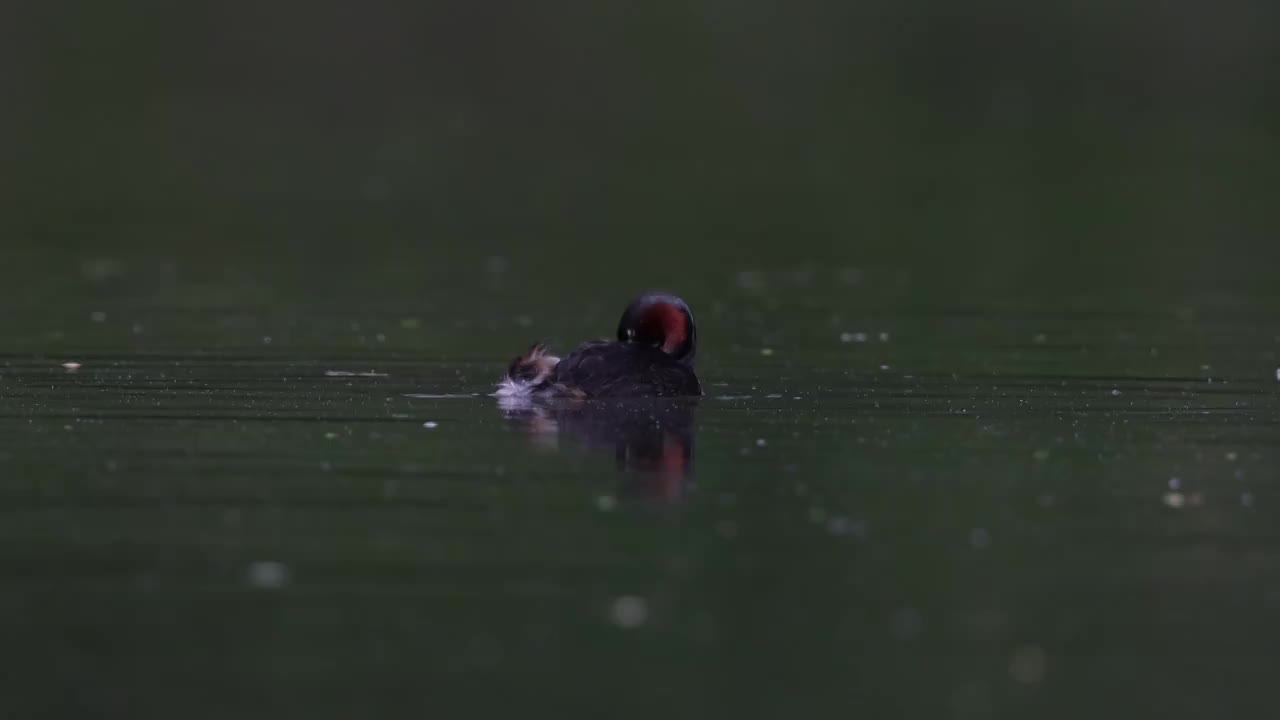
left=1032, top=449, right=1050, bottom=461
left=969, top=528, right=991, bottom=549
left=755, top=438, right=767, bottom=447
left=247, top=561, right=289, bottom=589
left=422, top=421, right=438, bottom=429
left=61, top=361, right=82, bottom=372
left=891, top=607, right=924, bottom=639
left=609, top=596, right=648, bottom=629
left=1168, top=477, right=1181, bottom=490
left=324, top=370, right=389, bottom=378
left=1163, top=492, right=1187, bottom=509
left=1009, top=645, right=1048, bottom=685
left=760, top=348, right=774, bottom=356
left=89, top=311, right=106, bottom=323
left=1242, top=492, right=1256, bottom=508
left=595, top=495, right=617, bottom=512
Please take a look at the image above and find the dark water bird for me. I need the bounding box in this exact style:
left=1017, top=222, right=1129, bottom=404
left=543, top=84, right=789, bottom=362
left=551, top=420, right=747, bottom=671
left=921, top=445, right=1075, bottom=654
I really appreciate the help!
left=496, top=292, right=701, bottom=398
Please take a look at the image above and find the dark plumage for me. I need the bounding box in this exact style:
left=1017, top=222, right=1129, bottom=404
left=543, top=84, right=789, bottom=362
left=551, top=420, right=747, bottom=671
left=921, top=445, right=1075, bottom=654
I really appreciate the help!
left=496, top=292, right=702, bottom=399
left=543, top=341, right=701, bottom=397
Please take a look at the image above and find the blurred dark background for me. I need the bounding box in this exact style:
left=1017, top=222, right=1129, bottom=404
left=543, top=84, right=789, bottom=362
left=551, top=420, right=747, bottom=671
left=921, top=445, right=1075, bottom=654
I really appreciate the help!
left=4, top=5, right=1280, bottom=719
left=3, top=0, right=1278, bottom=308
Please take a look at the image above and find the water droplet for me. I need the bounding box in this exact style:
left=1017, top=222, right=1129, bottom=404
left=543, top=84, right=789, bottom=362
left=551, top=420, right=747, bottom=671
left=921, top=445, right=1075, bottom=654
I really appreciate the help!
left=246, top=561, right=289, bottom=589
left=609, top=596, right=649, bottom=628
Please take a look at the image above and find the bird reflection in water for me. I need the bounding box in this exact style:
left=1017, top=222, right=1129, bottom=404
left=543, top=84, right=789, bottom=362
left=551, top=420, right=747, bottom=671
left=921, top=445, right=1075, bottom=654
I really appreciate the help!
left=496, top=396, right=697, bottom=502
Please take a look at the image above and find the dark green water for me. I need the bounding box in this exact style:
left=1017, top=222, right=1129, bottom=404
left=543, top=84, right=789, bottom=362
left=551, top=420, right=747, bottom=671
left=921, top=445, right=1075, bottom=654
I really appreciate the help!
left=5, top=2, right=1280, bottom=718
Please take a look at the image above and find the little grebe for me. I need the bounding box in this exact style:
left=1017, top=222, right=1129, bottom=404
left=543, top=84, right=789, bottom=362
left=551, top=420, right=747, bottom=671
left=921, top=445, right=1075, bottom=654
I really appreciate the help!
left=496, top=292, right=701, bottom=398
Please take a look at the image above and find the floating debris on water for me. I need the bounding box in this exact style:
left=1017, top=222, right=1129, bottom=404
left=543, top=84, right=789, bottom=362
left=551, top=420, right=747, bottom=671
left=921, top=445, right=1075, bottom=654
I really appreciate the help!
left=1168, top=477, right=1181, bottom=490
left=760, top=347, right=775, bottom=356
left=878, top=332, right=890, bottom=342
left=595, top=495, right=617, bottom=512
left=840, top=332, right=868, bottom=343
left=89, top=311, right=107, bottom=323
left=609, top=596, right=649, bottom=629
left=246, top=561, right=289, bottom=589
left=1163, top=491, right=1186, bottom=509
left=61, top=361, right=82, bottom=372
left=1032, top=449, right=1050, bottom=461
left=262, top=336, right=273, bottom=345
left=755, top=438, right=767, bottom=447
left=1241, top=492, right=1255, bottom=508
left=324, top=370, right=389, bottom=378
left=399, top=317, right=420, bottom=329
left=1225, top=451, right=1238, bottom=462
left=1110, top=389, right=1122, bottom=397
left=422, top=421, right=439, bottom=429
left=969, top=528, right=991, bottom=549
